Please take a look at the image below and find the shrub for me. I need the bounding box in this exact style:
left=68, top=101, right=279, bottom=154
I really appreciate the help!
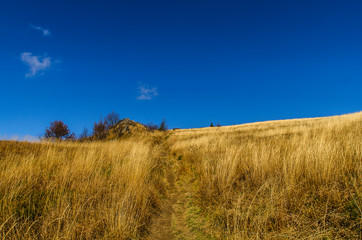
left=145, top=122, right=158, bottom=131
left=44, top=121, right=75, bottom=140
left=104, top=111, right=120, bottom=130
left=93, top=120, right=107, bottom=140
left=158, top=118, right=168, bottom=131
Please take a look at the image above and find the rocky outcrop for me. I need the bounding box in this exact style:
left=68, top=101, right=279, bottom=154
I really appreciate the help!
left=107, top=118, right=147, bottom=139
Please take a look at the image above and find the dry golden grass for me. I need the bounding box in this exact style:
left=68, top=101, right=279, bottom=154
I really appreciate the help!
left=172, top=112, right=362, bottom=239
left=0, top=133, right=168, bottom=239
left=0, top=112, right=361, bottom=239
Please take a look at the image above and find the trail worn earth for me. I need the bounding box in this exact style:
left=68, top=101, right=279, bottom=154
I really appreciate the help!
left=148, top=139, right=212, bottom=240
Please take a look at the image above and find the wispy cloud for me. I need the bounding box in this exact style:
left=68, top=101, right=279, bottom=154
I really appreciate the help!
left=21, top=52, right=51, bottom=77
left=30, top=24, right=51, bottom=36
left=137, top=83, right=159, bottom=100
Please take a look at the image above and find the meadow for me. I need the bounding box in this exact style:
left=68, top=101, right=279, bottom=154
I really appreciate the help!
left=0, top=133, right=168, bottom=239
left=0, top=112, right=361, bottom=239
left=172, top=113, right=362, bottom=239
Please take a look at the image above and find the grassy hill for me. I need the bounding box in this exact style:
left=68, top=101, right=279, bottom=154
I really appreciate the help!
left=0, top=112, right=361, bottom=239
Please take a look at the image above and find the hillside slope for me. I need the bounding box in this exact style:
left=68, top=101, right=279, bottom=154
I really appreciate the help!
left=170, top=112, right=362, bottom=239
left=0, top=112, right=361, bottom=239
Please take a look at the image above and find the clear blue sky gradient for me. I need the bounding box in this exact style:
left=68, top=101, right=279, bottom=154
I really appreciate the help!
left=1, top=0, right=361, bottom=138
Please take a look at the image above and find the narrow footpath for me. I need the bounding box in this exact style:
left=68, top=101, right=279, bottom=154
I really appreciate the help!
left=147, top=137, right=213, bottom=240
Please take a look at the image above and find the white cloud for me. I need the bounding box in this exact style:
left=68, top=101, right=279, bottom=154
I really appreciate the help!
left=30, top=24, right=51, bottom=36
left=21, top=52, right=51, bottom=77
left=137, top=83, right=159, bottom=100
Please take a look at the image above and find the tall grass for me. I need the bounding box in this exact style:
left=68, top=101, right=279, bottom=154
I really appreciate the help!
left=0, top=113, right=361, bottom=239
left=0, top=134, right=167, bottom=239
left=172, top=113, right=362, bottom=239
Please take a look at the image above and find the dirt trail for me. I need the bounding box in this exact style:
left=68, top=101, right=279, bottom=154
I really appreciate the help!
left=148, top=159, right=190, bottom=240
left=148, top=163, right=176, bottom=240
left=148, top=138, right=210, bottom=240
left=148, top=137, right=208, bottom=240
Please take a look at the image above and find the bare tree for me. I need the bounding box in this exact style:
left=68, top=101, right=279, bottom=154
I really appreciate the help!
left=158, top=118, right=168, bottom=131
left=93, top=120, right=107, bottom=140
left=78, top=127, right=90, bottom=140
left=104, top=111, right=120, bottom=129
left=44, top=121, right=75, bottom=140
left=145, top=122, right=158, bottom=131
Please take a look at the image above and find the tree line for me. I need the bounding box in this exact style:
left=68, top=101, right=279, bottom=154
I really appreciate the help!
left=43, top=111, right=168, bottom=141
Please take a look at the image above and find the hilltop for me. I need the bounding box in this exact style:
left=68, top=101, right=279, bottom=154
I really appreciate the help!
left=106, top=118, right=148, bottom=139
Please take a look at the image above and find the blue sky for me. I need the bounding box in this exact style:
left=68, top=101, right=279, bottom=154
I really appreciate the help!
left=1, top=0, right=361, bottom=138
